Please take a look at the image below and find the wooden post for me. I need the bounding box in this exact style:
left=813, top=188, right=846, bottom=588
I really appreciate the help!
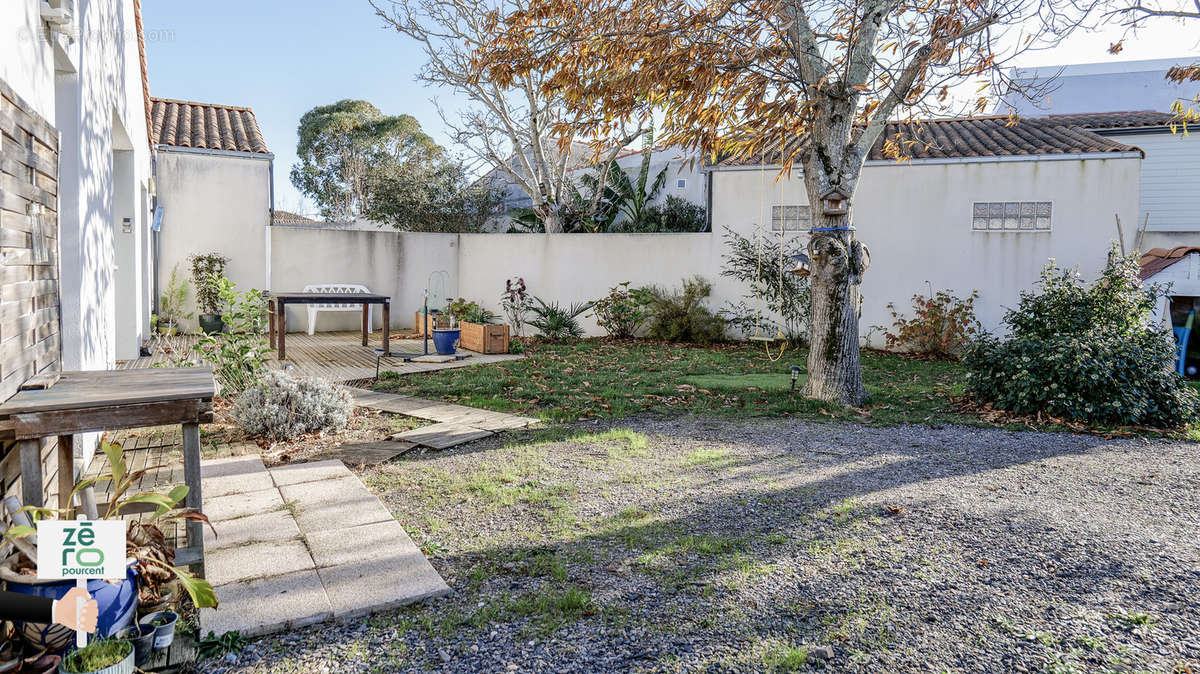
left=276, top=300, right=287, bottom=361
left=181, top=421, right=204, bottom=575
left=57, top=434, right=74, bottom=514
left=268, top=298, right=277, bottom=349
left=361, top=303, right=369, bottom=346
left=19, top=438, right=42, bottom=507
left=382, top=300, right=390, bottom=355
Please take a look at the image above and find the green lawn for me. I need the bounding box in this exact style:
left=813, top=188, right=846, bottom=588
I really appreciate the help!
left=377, top=339, right=980, bottom=426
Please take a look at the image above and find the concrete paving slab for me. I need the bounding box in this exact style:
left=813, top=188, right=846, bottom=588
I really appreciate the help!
left=203, top=471, right=277, bottom=499
left=204, top=488, right=284, bottom=522
left=201, top=455, right=267, bottom=479
left=279, top=476, right=395, bottom=531
left=205, top=509, right=302, bottom=551
left=206, top=539, right=315, bottom=586
left=306, top=521, right=450, bottom=619
left=410, top=354, right=456, bottom=363
left=200, top=568, right=333, bottom=638
left=269, top=460, right=352, bottom=487
left=312, top=441, right=414, bottom=466
left=396, top=423, right=494, bottom=449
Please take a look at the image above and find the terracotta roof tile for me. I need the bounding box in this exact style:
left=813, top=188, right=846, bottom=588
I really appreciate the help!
left=271, top=210, right=320, bottom=225
left=150, top=97, right=269, bottom=154
left=715, top=115, right=1143, bottom=166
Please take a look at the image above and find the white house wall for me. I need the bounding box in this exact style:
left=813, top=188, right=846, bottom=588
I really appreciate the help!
left=1116, top=131, right=1200, bottom=249
left=269, top=227, right=459, bottom=332
left=155, top=149, right=271, bottom=330
left=711, top=156, right=1143, bottom=338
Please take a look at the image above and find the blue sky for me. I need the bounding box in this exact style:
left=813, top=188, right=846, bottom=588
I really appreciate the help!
left=142, top=0, right=465, bottom=216
left=142, top=1, right=1197, bottom=217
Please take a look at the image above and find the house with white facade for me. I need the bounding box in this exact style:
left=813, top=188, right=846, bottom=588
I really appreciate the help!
left=150, top=97, right=274, bottom=331
left=707, top=114, right=1148, bottom=339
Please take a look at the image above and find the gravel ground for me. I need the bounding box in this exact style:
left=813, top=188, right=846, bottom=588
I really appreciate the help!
left=201, top=417, right=1200, bottom=673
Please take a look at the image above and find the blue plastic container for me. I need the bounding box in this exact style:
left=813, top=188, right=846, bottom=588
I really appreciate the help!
left=4, top=563, right=139, bottom=652
left=432, top=328, right=460, bottom=355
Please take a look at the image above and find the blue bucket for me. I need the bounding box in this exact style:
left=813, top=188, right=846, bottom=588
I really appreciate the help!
left=432, top=329, right=460, bottom=355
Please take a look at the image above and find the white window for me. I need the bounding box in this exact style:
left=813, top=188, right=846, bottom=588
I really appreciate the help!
left=676, top=179, right=687, bottom=189
left=972, top=201, right=1051, bottom=232
left=772, top=205, right=812, bottom=231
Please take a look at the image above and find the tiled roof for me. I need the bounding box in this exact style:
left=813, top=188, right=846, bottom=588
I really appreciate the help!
left=1037, top=111, right=1175, bottom=129
left=150, top=98, right=269, bottom=154
left=714, top=115, right=1142, bottom=166
left=272, top=210, right=320, bottom=225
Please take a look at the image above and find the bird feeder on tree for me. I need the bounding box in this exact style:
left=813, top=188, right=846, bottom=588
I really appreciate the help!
left=819, top=187, right=850, bottom=216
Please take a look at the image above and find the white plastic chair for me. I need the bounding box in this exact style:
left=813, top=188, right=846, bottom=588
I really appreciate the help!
left=303, top=284, right=372, bottom=335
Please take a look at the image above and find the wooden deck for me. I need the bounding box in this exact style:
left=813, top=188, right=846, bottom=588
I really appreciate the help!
left=118, top=330, right=521, bottom=383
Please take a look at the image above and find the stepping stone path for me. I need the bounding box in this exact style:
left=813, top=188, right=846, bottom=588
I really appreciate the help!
left=199, top=456, right=449, bottom=638
left=346, top=388, right=539, bottom=450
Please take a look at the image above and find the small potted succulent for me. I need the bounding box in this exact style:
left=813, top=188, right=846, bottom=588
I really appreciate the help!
left=189, top=253, right=229, bottom=334
left=138, top=610, right=178, bottom=650
left=59, top=638, right=134, bottom=674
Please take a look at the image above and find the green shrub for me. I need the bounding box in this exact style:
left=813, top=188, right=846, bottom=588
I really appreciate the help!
left=589, top=282, right=652, bottom=338
left=194, top=279, right=270, bottom=396
left=448, top=298, right=496, bottom=324
left=719, top=228, right=810, bottom=342
left=528, top=298, right=591, bottom=340
left=885, top=287, right=981, bottom=360
left=189, top=252, right=228, bottom=315
left=643, top=276, right=727, bottom=343
left=964, top=249, right=1198, bottom=427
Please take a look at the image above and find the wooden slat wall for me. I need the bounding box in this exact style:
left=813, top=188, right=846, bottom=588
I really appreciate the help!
left=0, top=78, right=63, bottom=507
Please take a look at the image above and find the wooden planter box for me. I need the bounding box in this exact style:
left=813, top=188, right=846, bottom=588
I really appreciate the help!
left=413, top=311, right=446, bottom=336
left=459, top=321, right=509, bottom=354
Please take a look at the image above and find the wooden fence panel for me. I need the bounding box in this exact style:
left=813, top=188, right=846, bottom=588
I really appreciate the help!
left=0, top=78, right=63, bottom=507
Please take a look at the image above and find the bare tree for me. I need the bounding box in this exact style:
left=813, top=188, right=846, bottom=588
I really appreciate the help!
left=1104, top=0, right=1199, bottom=123
left=370, top=0, right=647, bottom=233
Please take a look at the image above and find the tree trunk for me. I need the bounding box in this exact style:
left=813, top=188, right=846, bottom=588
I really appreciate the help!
left=800, top=222, right=870, bottom=406
left=539, top=207, right=564, bottom=234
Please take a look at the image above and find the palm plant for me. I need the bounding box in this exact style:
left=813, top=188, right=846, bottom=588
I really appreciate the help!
left=528, top=297, right=592, bottom=340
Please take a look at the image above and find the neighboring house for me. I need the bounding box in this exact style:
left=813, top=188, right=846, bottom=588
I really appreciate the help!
left=151, top=97, right=274, bottom=330
left=0, top=0, right=155, bottom=494
left=272, top=210, right=321, bottom=226
left=998, top=58, right=1196, bottom=117
left=708, top=115, right=1144, bottom=340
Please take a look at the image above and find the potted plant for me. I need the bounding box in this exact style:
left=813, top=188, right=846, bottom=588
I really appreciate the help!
left=137, top=610, right=178, bottom=650
left=448, top=298, right=509, bottom=354
left=114, top=625, right=154, bottom=667
left=501, top=277, right=532, bottom=353
left=59, top=638, right=134, bottom=674
left=157, top=266, right=191, bottom=336
left=189, top=253, right=228, bottom=334
left=430, top=312, right=460, bottom=355
left=2, top=443, right=218, bottom=653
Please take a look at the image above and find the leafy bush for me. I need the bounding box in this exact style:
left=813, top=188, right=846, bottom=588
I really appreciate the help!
left=189, top=253, right=228, bottom=315
left=964, top=249, right=1198, bottom=427
left=613, top=196, right=707, bottom=233
left=885, top=287, right=981, bottom=359
left=528, top=297, right=591, bottom=340
left=589, top=282, right=652, bottom=338
left=643, top=276, right=727, bottom=343
left=447, top=298, right=496, bottom=324
left=194, top=278, right=271, bottom=396
left=719, top=228, right=809, bottom=342
left=232, top=370, right=354, bottom=442
left=501, top=277, right=532, bottom=336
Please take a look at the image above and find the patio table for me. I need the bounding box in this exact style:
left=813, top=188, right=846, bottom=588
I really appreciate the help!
left=266, top=291, right=391, bottom=361
left=0, top=367, right=215, bottom=570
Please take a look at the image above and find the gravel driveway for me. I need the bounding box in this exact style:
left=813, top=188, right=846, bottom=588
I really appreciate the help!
left=203, top=417, right=1200, bottom=673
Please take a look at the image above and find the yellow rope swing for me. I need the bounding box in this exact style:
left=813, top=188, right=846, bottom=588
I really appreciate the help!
left=748, top=145, right=788, bottom=362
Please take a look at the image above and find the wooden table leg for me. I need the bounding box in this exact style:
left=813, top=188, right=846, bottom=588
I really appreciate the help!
left=277, top=300, right=287, bottom=361
left=361, top=303, right=369, bottom=346
left=57, top=435, right=74, bottom=514
left=19, top=439, right=42, bottom=507
left=268, top=299, right=277, bottom=349
left=382, top=301, right=390, bottom=355
left=181, top=422, right=204, bottom=575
